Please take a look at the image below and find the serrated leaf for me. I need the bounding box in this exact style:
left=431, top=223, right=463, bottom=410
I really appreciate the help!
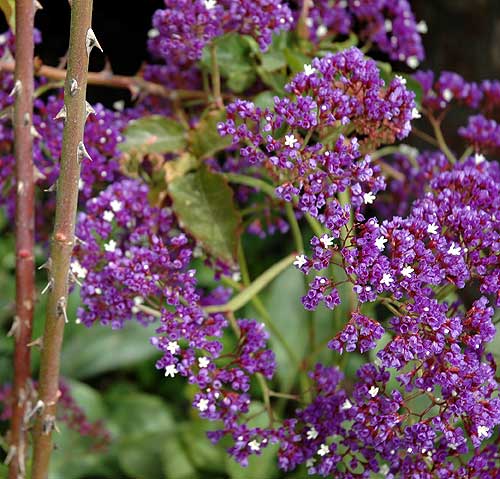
left=60, top=322, right=158, bottom=379
left=169, top=167, right=242, bottom=265
left=190, top=109, right=232, bottom=159
left=119, top=116, right=187, bottom=155
left=0, top=0, right=15, bottom=32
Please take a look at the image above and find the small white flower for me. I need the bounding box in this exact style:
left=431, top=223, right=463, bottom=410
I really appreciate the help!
left=164, top=364, right=178, bottom=378
left=375, top=236, right=388, bottom=251
left=306, top=458, right=316, bottom=468
left=316, top=24, right=328, bottom=37
left=474, top=153, right=486, bottom=165
left=384, top=19, right=392, bottom=32
left=406, top=56, right=419, bottom=69
left=113, top=100, right=125, bottom=111
left=380, top=273, right=394, bottom=287
left=197, top=398, right=209, bottom=412
left=232, top=271, right=242, bottom=282
left=306, top=427, right=319, bottom=440
left=284, top=134, right=298, bottom=148
left=341, top=399, right=352, bottom=410
left=304, top=64, right=315, bottom=76
left=167, top=341, right=180, bottom=355
left=477, top=425, right=489, bottom=438
left=317, top=443, right=329, bottom=456
left=110, top=200, right=123, bottom=212
left=395, top=74, right=406, bottom=85
left=442, top=88, right=453, bottom=102
left=248, top=440, right=261, bottom=452
left=204, top=0, right=217, bottom=10
left=198, top=356, right=210, bottom=368
left=319, top=234, right=334, bottom=248
left=103, top=210, right=114, bottom=222
left=411, top=107, right=421, bottom=119
left=104, top=239, right=117, bottom=253
left=368, top=386, right=379, bottom=397
left=447, top=243, right=461, bottom=256
left=401, top=265, right=414, bottom=278
left=363, top=191, right=376, bottom=204
left=427, top=223, right=439, bottom=235
left=71, top=261, right=88, bottom=279
left=380, top=464, right=390, bottom=476
left=416, top=20, right=428, bottom=34
left=294, top=254, right=308, bottom=268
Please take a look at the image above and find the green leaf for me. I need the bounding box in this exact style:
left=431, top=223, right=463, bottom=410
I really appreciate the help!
left=201, top=33, right=257, bottom=93
left=190, top=109, right=232, bottom=159
left=256, top=67, right=287, bottom=95
left=119, top=116, right=187, bottom=155
left=107, top=393, right=175, bottom=479
left=0, top=0, right=15, bottom=32
left=253, top=91, right=276, bottom=111
left=261, top=267, right=308, bottom=391
left=284, top=47, right=311, bottom=73
left=60, top=321, right=158, bottom=379
left=169, top=167, right=242, bottom=265
left=162, top=436, right=198, bottom=479
left=259, top=32, right=290, bottom=72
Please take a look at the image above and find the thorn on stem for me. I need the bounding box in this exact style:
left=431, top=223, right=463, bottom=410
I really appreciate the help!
left=77, top=141, right=92, bottom=163
left=57, top=297, right=68, bottom=323
left=85, top=101, right=95, bottom=119
left=23, top=112, right=30, bottom=126
left=34, top=0, right=43, bottom=10
left=9, top=80, right=22, bottom=98
left=70, top=78, right=78, bottom=96
left=54, top=105, right=67, bottom=121
left=41, top=415, right=57, bottom=435
left=4, top=445, right=16, bottom=465
left=40, top=278, right=53, bottom=295
left=30, top=125, right=42, bottom=138
left=86, top=28, right=103, bottom=56
left=24, top=400, right=45, bottom=423
left=27, top=337, right=43, bottom=349
left=38, top=257, right=52, bottom=271
left=7, top=316, right=20, bottom=338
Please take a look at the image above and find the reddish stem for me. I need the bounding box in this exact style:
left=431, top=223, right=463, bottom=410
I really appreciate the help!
left=9, top=1, right=36, bottom=478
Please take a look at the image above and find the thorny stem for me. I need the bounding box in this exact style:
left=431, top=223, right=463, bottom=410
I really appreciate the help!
left=210, top=43, right=223, bottom=109
left=9, top=1, right=36, bottom=478
left=32, top=1, right=95, bottom=477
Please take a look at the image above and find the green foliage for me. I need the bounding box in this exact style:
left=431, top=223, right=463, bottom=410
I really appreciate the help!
left=0, top=0, right=14, bottom=32
left=119, top=116, right=188, bottom=156
left=169, top=166, right=242, bottom=266
left=190, top=109, right=232, bottom=159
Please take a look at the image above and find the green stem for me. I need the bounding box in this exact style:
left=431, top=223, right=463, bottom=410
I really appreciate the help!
left=459, top=146, right=474, bottom=163
left=32, top=1, right=95, bottom=477
left=210, top=43, right=223, bottom=109
left=224, top=172, right=276, bottom=198
left=285, top=203, right=304, bottom=253
left=428, top=115, right=456, bottom=164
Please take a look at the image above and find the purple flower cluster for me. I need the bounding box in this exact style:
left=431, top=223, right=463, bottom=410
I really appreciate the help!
left=307, top=0, right=425, bottom=65
left=148, top=0, right=293, bottom=67
left=458, top=114, right=500, bottom=152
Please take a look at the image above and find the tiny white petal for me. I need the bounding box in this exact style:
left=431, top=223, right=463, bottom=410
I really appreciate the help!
left=474, top=153, right=486, bottom=165
left=443, top=88, right=453, bottom=102
left=104, top=240, right=117, bottom=253
left=294, top=254, right=308, bottom=268
left=306, top=427, right=319, bottom=440
left=204, top=0, right=217, bottom=10
left=375, top=236, right=388, bottom=251
left=167, top=341, right=180, bottom=355
left=363, top=192, right=376, bottom=204
left=284, top=134, right=298, bottom=148
left=248, top=440, right=261, bottom=452
left=427, top=223, right=439, bottom=235
left=411, top=107, right=421, bottom=119
left=197, top=398, right=209, bottom=412
left=416, top=20, right=428, bottom=34
left=103, top=210, right=114, bottom=222
left=401, top=265, right=414, bottom=278
left=406, top=56, right=419, bottom=69
left=317, top=443, right=329, bottom=456
left=198, top=356, right=210, bottom=368
left=319, top=234, right=334, bottom=248
left=341, top=399, right=352, bottom=410
left=164, top=364, right=178, bottom=378
left=304, top=64, right=315, bottom=76
left=368, top=386, right=379, bottom=397
left=447, top=243, right=461, bottom=256
left=110, top=200, right=123, bottom=212
left=380, top=273, right=394, bottom=287
left=477, top=425, right=489, bottom=438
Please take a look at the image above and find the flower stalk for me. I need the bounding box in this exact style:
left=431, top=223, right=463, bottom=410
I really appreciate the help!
left=8, top=1, right=36, bottom=477
left=31, top=1, right=95, bottom=477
